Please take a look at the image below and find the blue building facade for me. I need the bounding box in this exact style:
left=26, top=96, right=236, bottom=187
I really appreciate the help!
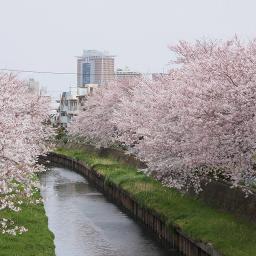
left=82, top=63, right=91, bottom=84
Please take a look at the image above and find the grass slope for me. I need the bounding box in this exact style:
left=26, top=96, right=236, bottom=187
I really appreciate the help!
left=56, top=147, right=256, bottom=256
left=0, top=192, right=55, bottom=256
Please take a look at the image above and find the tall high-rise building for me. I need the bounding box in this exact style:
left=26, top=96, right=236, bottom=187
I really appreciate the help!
left=77, top=50, right=115, bottom=86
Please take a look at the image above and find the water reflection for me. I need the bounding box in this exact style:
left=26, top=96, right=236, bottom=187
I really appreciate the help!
left=40, top=166, right=176, bottom=256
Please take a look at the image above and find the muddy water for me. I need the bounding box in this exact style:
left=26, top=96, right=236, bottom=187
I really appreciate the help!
left=40, top=166, right=177, bottom=256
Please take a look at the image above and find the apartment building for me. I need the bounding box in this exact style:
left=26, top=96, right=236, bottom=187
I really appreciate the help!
left=57, top=84, right=99, bottom=127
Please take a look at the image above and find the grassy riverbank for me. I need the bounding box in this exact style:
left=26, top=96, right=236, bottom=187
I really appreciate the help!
left=0, top=192, right=55, bottom=256
left=56, top=146, right=256, bottom=256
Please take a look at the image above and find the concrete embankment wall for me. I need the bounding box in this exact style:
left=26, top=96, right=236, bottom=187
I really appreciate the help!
left=44, top=152, right=221, bottom=256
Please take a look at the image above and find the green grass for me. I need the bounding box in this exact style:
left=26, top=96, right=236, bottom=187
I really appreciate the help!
left=56, top=147, right=256, bottom=256
left=0, top=192, right=55, bottom=256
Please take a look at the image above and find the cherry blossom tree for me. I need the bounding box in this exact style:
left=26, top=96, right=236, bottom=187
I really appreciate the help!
left=113, top=74, right=193, bottom=188
left=0, top=73, right=55, bottom=235
left=69, top=78, right=139, bottom=147
left=115, top=37, right=256, bottom=192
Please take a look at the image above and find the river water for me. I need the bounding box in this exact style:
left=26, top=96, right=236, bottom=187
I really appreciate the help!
left=40, top=166, right=177, bottom=256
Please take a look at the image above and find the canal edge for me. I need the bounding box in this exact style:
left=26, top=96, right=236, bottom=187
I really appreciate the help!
left=43, top=152, right=222, bottom=256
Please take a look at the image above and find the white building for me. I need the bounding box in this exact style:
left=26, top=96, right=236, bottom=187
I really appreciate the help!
left=116, top=67, right=142, bottom=80
left=49, top=98, right=60, bottom=126
left=57, top=84, right=99, bottom=127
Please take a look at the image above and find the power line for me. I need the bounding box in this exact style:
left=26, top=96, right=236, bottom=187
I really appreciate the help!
left=0, top=68, right=77, bottom=75
left=0, top=68, right=161, bottom=76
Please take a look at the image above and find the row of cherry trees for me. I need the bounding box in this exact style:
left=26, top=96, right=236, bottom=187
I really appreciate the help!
left=0, top=74, right=54, bottom=235
left=70, top=37, right=256, bottom=193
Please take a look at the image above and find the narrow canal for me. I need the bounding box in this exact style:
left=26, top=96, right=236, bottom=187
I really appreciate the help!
left=40, top=166, right=177, bottom=256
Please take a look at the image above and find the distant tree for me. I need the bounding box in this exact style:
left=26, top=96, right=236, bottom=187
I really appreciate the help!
left=55, top=126, right=68, bottom=143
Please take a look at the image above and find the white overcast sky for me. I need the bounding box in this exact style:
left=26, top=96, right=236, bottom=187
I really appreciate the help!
left=0, top=0, right=256, bottom=98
